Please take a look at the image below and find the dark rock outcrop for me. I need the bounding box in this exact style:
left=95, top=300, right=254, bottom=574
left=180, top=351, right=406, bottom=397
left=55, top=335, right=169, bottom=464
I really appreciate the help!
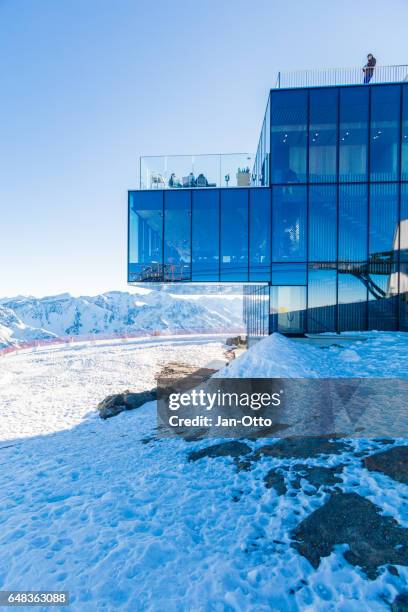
left=188, top=441, right=252, bottom=462
left=252, top=438, right=349, bottom=461
left=264, top=469, right=287, bottom=495
left=98, top=389, right=157, bottom=419
left=364, top=445, right=408, bottom=485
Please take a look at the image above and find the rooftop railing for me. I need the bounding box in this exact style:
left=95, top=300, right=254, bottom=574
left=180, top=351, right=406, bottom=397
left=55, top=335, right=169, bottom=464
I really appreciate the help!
left=139, top=153, right=253, bottom=190
left=274, top=64, right=408, bottom=89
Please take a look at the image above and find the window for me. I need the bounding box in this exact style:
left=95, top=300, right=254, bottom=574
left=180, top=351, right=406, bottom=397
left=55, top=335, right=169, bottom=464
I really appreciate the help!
left=309, top=88, right=338, bottom=182
left=370, top=85, right=401, bottom=182
left=338, top=265, right=368, bottom=331
left=369, top=184, right=399, bottom=263
left=309, top=185, right=337, bottom=261
left=128, top=191, right=163, bottom=282
left=339, top=87, right=369, bottom=182
left=368, top=262, right=398, bottom=330
left=307, top=265, right=337, bottom=332
left=271, top=90, right=308, bottom=184
left=272, top=186, right=307, bottom=262
left=271, top=263, right=307, bottom=285
left=192, top=190, right=219, bottom=281
left=250, top=189, right=271, bottom=281
left=163, top=191, right=191, bottom=281
left=401, top=184, right=408, bottom=262
left=338, top=184, right=368, bottom=262
left=402, top=85, right=408, bottom=181
left=220, top=189, right=248, bottom=281
left=400, top=263, right=408, bottom=331
left=269, top=286, right=306, bottom=334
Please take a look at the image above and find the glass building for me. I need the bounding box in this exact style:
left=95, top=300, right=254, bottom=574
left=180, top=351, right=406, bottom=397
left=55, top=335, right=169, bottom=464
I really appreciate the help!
left=129, top=69, right=408, bottom=337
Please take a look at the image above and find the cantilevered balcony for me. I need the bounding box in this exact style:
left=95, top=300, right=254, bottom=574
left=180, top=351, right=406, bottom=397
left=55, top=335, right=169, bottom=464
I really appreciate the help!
left=274, top=64, right=408, bottom=89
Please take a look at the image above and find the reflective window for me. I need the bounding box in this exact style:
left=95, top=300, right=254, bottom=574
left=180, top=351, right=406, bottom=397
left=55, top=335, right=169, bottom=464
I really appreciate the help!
left=369, top=184, right=399, bottom=263
left=307, top=265, right=337, bottom=332
left=309, top=185, right=337, bottom=261
left=271, top=263, right=307, bottom=285
left=271, top=90, right=307, bottom=184
left=220, top=189, right=248, bottom=281
left=272, top=186, right=307, bottom=262
left=269, top=286, right=306, bottom=333
left=339, top=87, right=369, bottom=182
left=338, top=264, right=368, bottom=331
left=402, top=86, right=408, bottom=181
left=250, top=189, right=271, bottom=281
left=128, top=191, right=163, bottom=282
left=309, top=88, right=338, bottom=182
left=192, top=190, right=219, bottom=281
left=338, top=184, right=368, bottom=262
left=163, top=191, right=191, bottom=281
left=370, top=85, right=401, bottom=181
left=368, top=262, right=398, bottom=330
left=400, top=262, right=408, bottom=331
left=401, top=184, right=408, bottom=262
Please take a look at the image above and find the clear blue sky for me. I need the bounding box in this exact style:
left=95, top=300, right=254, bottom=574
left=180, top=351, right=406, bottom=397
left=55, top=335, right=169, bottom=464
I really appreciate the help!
left=1, top=0, right=407, bottom=298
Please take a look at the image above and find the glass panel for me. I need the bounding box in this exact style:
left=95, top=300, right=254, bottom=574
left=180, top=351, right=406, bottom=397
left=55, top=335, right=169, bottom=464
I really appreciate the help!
left=338, top=263, right=368, bottom=331
left=309, top=185, right=337, bottom=261
left=192, top=190, right=219, bottom=281
left=272, top=186, right=307, bottom=262
left=220, top=189, right=248, bottom=281
left=128, top=191, right=163, bottom=282
left=307, top=265, right=337, bottom=333
left=250, top=189, right=271, bottom=281
left=401, top=85, right=408, bottom=181
left=339, top=87, right=369, bottom=182
left=309, top=88, right=338, bottom=183
left=271, top=90, right=307, bottom=184
left=369, top=183, right=399, bottom=263
left=163, top=190, right=191, bottom=281
left=338, top=184, right=368, bottom=262
left=271, top=263, right=307, bottom=285
left=370, top=85, right=401, bottom=181
left=400, top=262, right=408, bottom=331
left=401, top=184, right=408, bottom=262
left=368, top=262, right=398, bottom=330
left=269, top=286, right=306, bottom=334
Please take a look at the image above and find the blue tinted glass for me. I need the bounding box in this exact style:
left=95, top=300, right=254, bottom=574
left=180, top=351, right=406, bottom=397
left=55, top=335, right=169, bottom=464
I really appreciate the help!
left=269, top=286, right=306, bottom=333
left=339, top=87, right=369, bottom=182
left=164, top=191, right=191, bottom=281
left=309, top=185, right=337, bottom=261
left=309, top=88, right=338, bottom=183
left=128, top=191, right=163, bottom=282
left=271, top=90, right=307, bottom=184
left=401, top=184, right=408, bottom=262
left=369, top=184, right=398, bottom=263
left=368, top=263, right=398, bottom=330
left=220, top=189, right=248, bottom=281
left=272, top=186, right=307, bottom=262
left=250, top=189, right=271, bottom=281
left=338, top=265, right=368, bottom=331
left=338, top=184, right=368, bottom=261
left=400, top=263, right=408, bottom=331
left=307, top=266, right=337, bottom=332
left=370, top=85, right=401, bottom=181
left=192, top=190, right=219, bottom=281
left=402, top=86, right=408, bottom=181
left=271, top=263, right=307, bottom=285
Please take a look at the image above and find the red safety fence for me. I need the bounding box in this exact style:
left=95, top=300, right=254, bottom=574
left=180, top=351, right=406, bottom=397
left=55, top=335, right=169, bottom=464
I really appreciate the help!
left=0, top=328, right=245, bottom=358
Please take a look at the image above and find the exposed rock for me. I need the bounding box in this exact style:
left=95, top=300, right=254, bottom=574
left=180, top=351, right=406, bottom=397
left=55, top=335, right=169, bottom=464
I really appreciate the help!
left=291, top=464, right=344, bottom=491
left=252, top=438, right=349, bottom=461
left=98, top=389, right=157, bottom=419
left=264, top=469, right=287, bottom=495
left=291, top=492, right=408, bottom=579
left=188, top=441, right=252, bottom=462
left=364, top=446, right=408, bottom=485
left=392, top=593, right=408, bottom=611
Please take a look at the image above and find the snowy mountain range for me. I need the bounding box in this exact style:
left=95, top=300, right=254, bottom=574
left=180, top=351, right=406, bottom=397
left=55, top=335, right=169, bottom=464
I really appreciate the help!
left=0, top=290, right=243, bottom=348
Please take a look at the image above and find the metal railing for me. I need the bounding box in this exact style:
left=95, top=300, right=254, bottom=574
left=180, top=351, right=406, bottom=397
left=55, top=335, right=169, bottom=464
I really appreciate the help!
left=139, top=153, right=253, bottom=190
left=274, top=64, right=408, bottom=89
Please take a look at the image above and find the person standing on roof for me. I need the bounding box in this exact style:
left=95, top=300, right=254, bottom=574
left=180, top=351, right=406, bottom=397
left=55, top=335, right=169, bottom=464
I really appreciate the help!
left=363, top=53, right=376, bottom=84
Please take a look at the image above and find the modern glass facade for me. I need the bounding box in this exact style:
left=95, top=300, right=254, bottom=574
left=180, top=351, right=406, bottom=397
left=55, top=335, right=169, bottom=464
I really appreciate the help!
left=129, top=82, right=408, bottom=335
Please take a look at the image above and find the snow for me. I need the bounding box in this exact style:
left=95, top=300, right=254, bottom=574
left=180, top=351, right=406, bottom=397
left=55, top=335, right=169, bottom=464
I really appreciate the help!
left=0, top=333, right=407, bottom=610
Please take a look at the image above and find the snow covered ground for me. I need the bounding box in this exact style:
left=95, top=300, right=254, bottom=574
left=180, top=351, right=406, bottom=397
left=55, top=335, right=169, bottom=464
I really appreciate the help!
left=0, top=333, right=407, bottom=610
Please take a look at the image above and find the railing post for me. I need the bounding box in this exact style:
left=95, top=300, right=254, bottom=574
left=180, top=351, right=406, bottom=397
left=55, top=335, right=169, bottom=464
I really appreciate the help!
left=277, top=71, right=281, bottom=88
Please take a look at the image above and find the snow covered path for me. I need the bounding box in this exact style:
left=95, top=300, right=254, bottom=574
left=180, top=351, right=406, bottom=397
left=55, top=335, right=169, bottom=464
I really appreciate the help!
left=0, top=335, right=407, bottom=610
